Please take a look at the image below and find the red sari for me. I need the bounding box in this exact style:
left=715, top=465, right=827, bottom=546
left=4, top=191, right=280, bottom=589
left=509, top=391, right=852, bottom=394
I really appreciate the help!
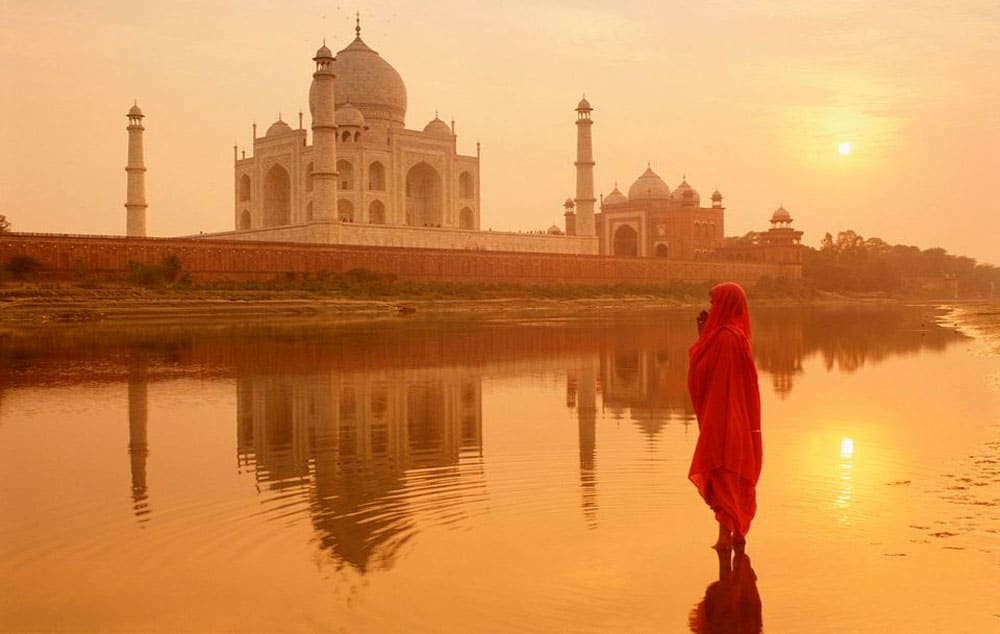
left=688, top=282, right=762, bottom=537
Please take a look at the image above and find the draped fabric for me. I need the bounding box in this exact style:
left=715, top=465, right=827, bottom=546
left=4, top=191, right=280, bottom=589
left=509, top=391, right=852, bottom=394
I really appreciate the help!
left=688, top=282, right=762, bottom=537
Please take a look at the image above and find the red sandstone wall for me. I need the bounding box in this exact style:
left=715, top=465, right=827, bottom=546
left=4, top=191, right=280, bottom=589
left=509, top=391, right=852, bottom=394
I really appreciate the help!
left=0, top=233, right=800, bottom=284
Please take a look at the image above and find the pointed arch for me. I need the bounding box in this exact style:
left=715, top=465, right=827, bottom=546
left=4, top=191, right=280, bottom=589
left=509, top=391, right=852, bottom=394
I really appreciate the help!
left=239, top=174, right=251, bottom=201
left=337, top=160, right=354, bottom=190
left=369, top=200, right=386, bottom=224
left=239, top=209, right=251, bottom=230
left=655, top=243, right=668, bottom=258
left=306, top=201, right=314, bottom=221
left=338, top=199, right=354, bottom=222
left=459, top=207, right=474, bottom=230
left=305, top=162, right=313, bottom=192
left=613, top=224, right=638, bottom=257
left=405, top=162, right=442, bottom=227
left=262, top=164, right=291, bottom=227
left=459, top=171, right=474, bottom=198
left=369, top=161, right=386, bottom=191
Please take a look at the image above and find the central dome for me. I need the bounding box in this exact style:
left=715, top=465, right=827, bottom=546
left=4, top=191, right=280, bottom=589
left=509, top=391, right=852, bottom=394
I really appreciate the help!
left=628, top=167, right=671, bottom=201
left=333, top=36, right=407, bottom=128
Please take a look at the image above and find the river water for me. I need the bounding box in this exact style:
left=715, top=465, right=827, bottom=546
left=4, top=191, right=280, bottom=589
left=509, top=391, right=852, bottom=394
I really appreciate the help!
left=1, top=304, right=998, bottom=633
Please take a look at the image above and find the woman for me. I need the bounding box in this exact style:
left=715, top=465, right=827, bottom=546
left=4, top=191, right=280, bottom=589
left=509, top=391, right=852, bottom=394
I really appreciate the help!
left=688, top=282, right=762, bottom=550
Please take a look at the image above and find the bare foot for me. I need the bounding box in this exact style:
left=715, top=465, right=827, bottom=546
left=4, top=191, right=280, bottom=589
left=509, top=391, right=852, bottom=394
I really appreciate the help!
left=713, top=523, right=733, bottom=550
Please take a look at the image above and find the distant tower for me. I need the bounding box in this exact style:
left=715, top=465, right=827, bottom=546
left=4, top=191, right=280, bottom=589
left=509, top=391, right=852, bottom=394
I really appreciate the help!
left=309, top=42, right=338, bottom=220
left=125, top=102, right=147, bottom=237
left=563, top=197, right=577, bottom=236
left=574, top=96, right=596, bottom=236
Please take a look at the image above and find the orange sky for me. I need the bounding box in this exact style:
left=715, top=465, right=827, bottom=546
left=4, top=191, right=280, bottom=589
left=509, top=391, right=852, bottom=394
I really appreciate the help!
left=1, top=1, right=997, bottom=264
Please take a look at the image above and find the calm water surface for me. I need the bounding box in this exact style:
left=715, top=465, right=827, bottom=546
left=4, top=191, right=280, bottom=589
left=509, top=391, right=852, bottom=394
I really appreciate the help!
left=1, top=305, right=998, bottom=632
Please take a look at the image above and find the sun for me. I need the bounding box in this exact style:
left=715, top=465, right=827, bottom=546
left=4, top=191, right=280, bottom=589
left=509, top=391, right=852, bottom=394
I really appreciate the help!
left=838, top=142, right=852, bottom=155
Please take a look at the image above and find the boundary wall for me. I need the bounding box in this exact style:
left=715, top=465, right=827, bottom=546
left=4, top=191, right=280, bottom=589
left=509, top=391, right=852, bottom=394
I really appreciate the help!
left=200, top=221, right=600, bottom=255
left=0, top=233, right=800, bottom=285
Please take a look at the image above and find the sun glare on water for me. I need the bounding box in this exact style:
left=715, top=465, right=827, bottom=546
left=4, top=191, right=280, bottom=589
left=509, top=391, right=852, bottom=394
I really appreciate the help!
left=838, top=142, right=852, bottom=155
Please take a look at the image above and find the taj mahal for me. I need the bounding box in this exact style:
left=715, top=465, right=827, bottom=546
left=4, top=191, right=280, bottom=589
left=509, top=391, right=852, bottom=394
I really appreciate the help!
left=118, top=18, right=802, bottom=265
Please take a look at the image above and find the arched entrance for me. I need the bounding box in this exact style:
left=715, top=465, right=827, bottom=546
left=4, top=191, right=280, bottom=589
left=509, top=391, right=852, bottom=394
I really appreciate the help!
left=613, top=225, right=638, bottom=257
left=369, top=161, right=386, bottom=191
left=459, top=171, right=474, bottom=198
left=239, top=174, right=251, bottom=201
left=337, top=160, right=354, bottom=191
left=655, top=243, right=668, bottom=258
left=239, top=209, right=251, bottom=229
left=263, top=165, right=290, bottom=227
left=459, top=207, right=474, bottom=229
left=405, top=162, right=442, bottom=227
left=338, top=199, right=354, bottom=222
left=369, top=200, right=386, bottom=224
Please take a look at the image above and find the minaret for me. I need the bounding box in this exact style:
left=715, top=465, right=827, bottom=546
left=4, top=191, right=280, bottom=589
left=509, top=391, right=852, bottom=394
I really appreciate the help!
left=574, top=96, right=596, bottom=237
left=125, top=102, right=147, bottom=237
left=309, top=41, right=338, bottom=221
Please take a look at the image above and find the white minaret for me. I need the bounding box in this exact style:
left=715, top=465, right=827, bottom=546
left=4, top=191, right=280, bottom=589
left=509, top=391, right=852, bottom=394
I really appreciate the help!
left=309, top=41, right=338, bottom=221
left=125, top=102, right=147, bottom=237
left=574, top=96, right=596, bottom=237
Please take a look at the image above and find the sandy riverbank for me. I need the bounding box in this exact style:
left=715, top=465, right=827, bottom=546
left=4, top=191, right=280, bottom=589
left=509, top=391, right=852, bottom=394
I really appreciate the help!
left=0, top=283, right=971, bottom=331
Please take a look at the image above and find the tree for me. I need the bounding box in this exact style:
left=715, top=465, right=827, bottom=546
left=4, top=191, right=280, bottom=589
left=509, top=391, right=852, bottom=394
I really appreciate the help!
left=0, top=214, right=9, bottom=234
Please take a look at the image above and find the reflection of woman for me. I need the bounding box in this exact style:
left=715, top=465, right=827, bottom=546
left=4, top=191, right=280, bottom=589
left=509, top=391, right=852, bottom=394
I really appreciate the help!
left=688, top=550, right=763, bottom=633
left=688, top=282, right=762, bottom=550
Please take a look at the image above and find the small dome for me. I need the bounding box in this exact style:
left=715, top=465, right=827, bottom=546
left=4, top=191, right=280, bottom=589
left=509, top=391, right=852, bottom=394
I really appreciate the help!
left=128, top=103, right=143, bottom=116
left=771, top=206, right=792, bottom=223
left=336, top=102, right=365, bottom=127
left=603, top=186, right=627, bottom=206
left=711, top=189, right=723, bottom=201
left=423, top=116, right=451, bottom=136
left=265, top=119, right=294, bottom=137
left=577, top=96, right=592, bottom=110
left=672, top=179, right=700, bottom=205
left=547, top=224, right=563, bottom=235
left=628, top=167, right=671, bottom=200
left=564, top=198, right=576, bottom=209
left=314, top=43, right=333, bottom=59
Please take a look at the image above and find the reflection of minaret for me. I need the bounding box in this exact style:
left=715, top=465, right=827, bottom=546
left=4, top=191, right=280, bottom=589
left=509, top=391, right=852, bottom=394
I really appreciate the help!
left=577, top=359, right=598, bottom=528
left=127, top=358, right=150, bottom=521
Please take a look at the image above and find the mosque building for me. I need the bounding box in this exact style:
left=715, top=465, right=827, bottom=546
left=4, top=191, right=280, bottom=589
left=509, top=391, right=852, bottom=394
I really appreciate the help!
left=586, top=168, right=726, bottom=260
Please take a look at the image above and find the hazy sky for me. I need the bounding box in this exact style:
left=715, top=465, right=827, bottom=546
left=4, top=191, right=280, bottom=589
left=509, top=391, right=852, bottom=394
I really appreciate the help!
left=2, top=1, right=998, bottom=264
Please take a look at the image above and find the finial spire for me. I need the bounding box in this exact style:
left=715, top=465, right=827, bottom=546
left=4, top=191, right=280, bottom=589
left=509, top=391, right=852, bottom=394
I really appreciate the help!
left=356, top=11, right=361, bottom=37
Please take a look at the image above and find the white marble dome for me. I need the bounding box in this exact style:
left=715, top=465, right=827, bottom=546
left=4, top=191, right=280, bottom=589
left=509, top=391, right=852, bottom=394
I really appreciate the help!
left=265, top=119, right=293, bottom=137
left=314, top=43, right=333, bottom=59
left=423, top=116, right=451, bottom=136
left=336, top=102, right=365, bottom=128
left=333, top=36, right=407, bottom=127
left=628, top=167, right=671, bottom=200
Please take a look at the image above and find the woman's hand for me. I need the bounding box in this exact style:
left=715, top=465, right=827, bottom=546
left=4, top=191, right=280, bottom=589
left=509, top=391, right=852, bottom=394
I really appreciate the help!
left=697, top=310, right=709, bottom=334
